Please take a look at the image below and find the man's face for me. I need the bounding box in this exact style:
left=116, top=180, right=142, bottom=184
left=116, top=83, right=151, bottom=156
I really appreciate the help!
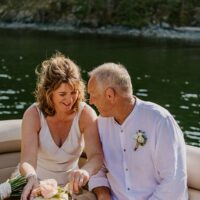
left=87, top=78, right=111, bottom=117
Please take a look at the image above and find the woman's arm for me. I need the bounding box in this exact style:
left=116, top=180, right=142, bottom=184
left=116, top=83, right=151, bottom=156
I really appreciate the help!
left=20, top=106, right=40, bottom=200
left=69, top=104, right=103, bottom=193
left=80, top=105, right=103, bottom=176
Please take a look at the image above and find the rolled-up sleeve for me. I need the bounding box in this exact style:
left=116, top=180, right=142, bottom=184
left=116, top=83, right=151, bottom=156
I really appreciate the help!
left=149, top=116, right=188, bottom=200
left=88, top=165, right=110, bottom=191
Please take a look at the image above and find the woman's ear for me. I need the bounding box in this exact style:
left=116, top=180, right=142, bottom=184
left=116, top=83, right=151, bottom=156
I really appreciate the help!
left=105, top=87, right=115, bottom=103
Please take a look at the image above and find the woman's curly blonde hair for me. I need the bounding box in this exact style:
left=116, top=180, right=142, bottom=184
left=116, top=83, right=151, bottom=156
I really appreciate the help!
left=35, top=52, right=85, bottom=116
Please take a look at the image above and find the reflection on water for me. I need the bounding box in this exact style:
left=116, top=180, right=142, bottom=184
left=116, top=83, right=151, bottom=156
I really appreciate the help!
left=0, top=29, right=199, bottom=146
left=136, top=88, right=148, bottom=97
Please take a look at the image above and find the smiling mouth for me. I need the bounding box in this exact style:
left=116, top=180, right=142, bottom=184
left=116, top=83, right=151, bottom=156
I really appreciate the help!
left=62, top=102, right=71, bottom=107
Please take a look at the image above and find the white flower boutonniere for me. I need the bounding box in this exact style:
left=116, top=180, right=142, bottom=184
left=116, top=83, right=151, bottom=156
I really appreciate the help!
left=134, top=130, right=147, bottom=151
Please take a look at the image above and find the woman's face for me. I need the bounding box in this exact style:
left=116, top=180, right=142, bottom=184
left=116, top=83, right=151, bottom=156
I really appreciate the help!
left=52, top=83, right=79, bottom=113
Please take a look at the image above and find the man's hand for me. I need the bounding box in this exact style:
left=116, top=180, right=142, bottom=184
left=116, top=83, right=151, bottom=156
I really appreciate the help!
left=93, top=186, right=111, bottom=200
left=71, top=191, right=96, bottom=200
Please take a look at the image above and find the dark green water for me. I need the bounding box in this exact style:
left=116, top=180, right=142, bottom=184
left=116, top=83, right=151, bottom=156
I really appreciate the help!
left=0, top=29, right=199, bottom=146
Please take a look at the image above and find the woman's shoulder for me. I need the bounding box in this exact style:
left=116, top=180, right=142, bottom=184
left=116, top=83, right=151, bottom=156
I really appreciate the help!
left=21, top=103, right=41, bottom=132
left=23, top=103, right=40, bottom=121
left=79, top=102, right=97, bottom=130
left=80, top=102, right=97, bottom=118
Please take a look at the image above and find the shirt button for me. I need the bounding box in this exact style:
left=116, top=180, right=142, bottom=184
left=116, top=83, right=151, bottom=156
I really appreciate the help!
left=121, top=130, right=123, bottom=133
left=127, top=188, right=130, bottom=191
left=123, top=149, right=126, bottom=152
left=126, top=168, right=128, bottom=171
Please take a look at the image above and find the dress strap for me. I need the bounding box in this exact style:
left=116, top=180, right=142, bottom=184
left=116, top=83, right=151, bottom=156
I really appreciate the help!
left=77, top=102, right=86, bottom=121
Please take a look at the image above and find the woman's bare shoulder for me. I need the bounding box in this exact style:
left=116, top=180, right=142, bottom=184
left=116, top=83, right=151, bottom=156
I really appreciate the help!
left=22, top=104, right=41, bottom=129
left=81, top=103, right=97, bottom=119
left=23, top=104, right=38, bottom=118
left=79, top=103, right=97, bottom=131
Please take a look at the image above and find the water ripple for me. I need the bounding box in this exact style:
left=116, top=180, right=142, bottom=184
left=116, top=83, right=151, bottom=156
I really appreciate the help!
left=0, top=89, right=19, bottom=94
left=15, top=102, right=27, bottom=110
left=191, top=103, right=200, bottom=107
left=0, top=96, right=9, bottom=100
left=16, top=78, right=22, bottom=81
left=181, top=92, right=198, bottom=101
left=136, top=88, right=148, bottom=97
left=185, top=131, right=200, bottom=138
left=0, top=111, right=11, bottom=114
left=179, top=105, right=189, bottom=110
left=184, top=81, right=189, bottom=85
left=190, top=126, right=200, bottom=131
left=165, top=104, right=170, bottom=108
left=161, top=79, right=170, bottom=83
left=185, top=130, right=200, bottom=146
left=139, top=88, right=147, bottom=92
left=0, top=74, right=11, bottom=79
left=144, top=74, right=151, bottom=78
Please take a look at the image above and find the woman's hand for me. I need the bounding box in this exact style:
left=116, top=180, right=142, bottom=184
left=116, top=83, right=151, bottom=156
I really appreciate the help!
left=21, top=175, right=39, bottom=200
left=68, top=169, right=90, bottom=194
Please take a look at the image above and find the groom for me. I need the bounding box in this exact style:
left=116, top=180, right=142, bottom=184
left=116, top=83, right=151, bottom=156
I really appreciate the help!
left=87, top=63, right=188, bottom=200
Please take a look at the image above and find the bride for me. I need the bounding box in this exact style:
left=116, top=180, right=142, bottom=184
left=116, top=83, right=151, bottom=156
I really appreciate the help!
left=19, top=53, right=103, bottom=200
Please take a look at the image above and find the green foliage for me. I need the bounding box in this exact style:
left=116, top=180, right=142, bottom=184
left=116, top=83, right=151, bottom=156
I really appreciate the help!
left=74, top=0, right=106, bottom=26
left=0, top=0, right=200, bottom=27
left=112, top=0, right=200, bottom=27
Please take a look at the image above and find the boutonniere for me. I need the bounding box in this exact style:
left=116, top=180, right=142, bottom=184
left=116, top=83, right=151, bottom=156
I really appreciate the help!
left=134, top=130, right=147, bottom=151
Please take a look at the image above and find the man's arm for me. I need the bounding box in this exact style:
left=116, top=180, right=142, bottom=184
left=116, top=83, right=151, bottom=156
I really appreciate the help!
left=89, top=165, right=112, bottom=200
left=93, top=187, right=111, bottom=200
left=149, top=115, right=188, bottom=200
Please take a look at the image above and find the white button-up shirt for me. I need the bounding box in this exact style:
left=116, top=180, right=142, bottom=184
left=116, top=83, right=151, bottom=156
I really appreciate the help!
left=89, top=98, right=188, bottom=200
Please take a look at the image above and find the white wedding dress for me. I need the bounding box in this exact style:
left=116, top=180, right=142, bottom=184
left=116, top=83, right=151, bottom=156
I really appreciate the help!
left=35, top=102, right=85, bottom=186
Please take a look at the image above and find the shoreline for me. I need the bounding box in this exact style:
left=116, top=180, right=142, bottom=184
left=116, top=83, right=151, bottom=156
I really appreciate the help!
left=1, top=22, right=200, bottom=42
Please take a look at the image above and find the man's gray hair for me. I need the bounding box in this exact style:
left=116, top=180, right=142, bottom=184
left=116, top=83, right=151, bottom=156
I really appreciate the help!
left=89, top=63, right=133, bottom=96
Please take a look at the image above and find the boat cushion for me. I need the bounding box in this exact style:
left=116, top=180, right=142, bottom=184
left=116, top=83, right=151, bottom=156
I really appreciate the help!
left=187, top=145, right=200, bottom=190
left=0, top=119, right=21, bottom=153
